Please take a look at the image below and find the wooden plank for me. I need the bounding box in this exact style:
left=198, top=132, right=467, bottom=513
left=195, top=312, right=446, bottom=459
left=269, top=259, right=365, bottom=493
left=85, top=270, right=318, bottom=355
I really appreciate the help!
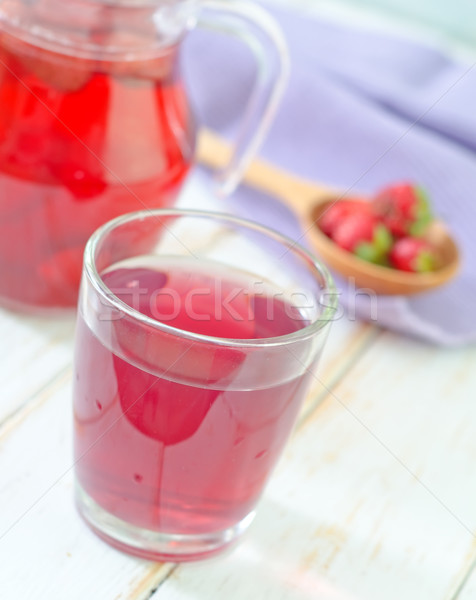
left=298, top=321, right=380, bottom=423
left=151, top=332, right=476, bottom=600
left=0, top=375, right=175, bottom=600
left=0, top=310, right=75, bottom=423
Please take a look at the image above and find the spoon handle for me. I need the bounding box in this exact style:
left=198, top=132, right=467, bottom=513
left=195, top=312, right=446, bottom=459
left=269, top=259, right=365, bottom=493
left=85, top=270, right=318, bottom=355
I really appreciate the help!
left=197, top=129, right=332, bottom=217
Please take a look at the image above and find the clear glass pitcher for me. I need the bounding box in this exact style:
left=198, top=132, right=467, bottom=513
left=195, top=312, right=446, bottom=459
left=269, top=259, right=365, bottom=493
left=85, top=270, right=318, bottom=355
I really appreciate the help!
left=0, top=0, right=288, bottom=312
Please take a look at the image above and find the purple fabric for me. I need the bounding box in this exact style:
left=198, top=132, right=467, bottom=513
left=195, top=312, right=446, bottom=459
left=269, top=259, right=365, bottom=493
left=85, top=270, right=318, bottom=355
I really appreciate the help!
left=182, top=4, right=476, bottom=346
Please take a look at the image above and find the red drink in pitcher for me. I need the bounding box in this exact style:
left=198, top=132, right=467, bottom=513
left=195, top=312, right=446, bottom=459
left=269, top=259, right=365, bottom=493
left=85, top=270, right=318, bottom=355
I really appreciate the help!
left=74, top=259, right=312, bottom=544
left=0, top=0, right=289, bottom=314
left=0, top=35, right=194, bottom=310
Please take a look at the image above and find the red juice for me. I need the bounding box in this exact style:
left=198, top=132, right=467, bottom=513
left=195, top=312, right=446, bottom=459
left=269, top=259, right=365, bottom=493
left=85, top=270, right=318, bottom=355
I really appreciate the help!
left=74, top=259, right=314, bottom=537
left=0, top=35, right=194, bottom=309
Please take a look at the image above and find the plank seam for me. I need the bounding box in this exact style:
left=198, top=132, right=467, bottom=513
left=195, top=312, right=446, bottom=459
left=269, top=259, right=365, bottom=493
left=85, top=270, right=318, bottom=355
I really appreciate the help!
left=0, top=366, right=72, bottom=442
left=297, top=324, right=383, bottom=428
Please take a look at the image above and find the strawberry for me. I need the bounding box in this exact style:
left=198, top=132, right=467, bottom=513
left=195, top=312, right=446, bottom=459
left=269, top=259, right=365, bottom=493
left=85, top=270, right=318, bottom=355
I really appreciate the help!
left=389, top=237, right=438, bottom=272
left=52, top=161, right=107, bottom=200
left=318, top=198, right=371, bottom=237
left=374, top=183, right=432, bottom=237
left=332, top=213, right=392, bottom=264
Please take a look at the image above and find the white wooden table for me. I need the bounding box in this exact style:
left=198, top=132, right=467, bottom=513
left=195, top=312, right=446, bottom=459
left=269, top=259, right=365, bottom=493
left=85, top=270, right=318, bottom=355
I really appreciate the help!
left=1, top=162, right=476, bottom=600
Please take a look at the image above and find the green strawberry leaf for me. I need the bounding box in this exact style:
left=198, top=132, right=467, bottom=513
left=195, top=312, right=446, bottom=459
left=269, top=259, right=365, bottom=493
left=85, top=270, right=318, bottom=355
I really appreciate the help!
left=375, top=254, right=391, bottom=267
left=414, top=250, right=436, bottom=273
left=409, top=214, right=432, bottom=237
left=373, top=224, right=393, bottom=253
left=415, top=187, right=433, bottom=221
left=355, top=242, right=381, bottom=264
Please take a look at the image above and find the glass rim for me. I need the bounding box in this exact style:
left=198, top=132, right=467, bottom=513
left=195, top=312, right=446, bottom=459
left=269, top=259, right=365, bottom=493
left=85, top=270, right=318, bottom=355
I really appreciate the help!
left=83, top=208, right=338, bottom=349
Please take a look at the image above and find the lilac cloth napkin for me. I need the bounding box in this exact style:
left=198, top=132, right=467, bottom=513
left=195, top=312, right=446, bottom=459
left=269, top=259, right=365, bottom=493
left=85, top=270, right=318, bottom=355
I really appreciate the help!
left=182, top=4, right=476, bottom=346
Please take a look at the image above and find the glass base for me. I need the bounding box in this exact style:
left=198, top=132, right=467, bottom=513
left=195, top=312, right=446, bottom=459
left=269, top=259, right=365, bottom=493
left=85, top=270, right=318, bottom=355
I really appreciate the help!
left=75, top=482, right=255, bottom=562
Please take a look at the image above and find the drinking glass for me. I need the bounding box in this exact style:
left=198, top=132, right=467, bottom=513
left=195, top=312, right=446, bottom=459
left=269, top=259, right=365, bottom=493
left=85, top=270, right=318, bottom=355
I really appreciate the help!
left=73, top=208, right=336, bottom=561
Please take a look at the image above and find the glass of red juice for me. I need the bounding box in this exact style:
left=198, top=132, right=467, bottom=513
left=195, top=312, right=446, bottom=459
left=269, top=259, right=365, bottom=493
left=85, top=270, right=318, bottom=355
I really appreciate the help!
left=73, top=209, right=337, bottom=561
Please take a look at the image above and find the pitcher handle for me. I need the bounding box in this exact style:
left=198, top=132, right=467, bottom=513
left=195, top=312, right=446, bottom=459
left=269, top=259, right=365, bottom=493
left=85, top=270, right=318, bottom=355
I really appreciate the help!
left=198, top=1, right=290, bottom=195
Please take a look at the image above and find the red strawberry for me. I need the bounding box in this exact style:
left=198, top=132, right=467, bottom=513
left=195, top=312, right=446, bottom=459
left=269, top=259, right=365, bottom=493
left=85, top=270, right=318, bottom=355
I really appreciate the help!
left=318, top=198, right=371, bottom=237
left=332, top=213, right=392, bottom=264
left=52, top=161, right=107, bottom=200
left=374, top=183, right=432, bottom=237
left=389, top=237, right=438, bottom=272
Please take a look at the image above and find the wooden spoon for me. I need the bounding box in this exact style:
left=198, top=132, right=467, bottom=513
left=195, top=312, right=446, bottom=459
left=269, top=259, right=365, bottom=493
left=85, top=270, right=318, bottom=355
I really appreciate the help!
left=197, top=129, right=460, bottom=295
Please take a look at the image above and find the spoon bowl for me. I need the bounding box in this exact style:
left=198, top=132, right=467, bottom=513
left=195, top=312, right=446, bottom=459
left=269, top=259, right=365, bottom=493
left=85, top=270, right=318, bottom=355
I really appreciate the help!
left=198, top=129, right=460, bottom=295
left=309, top=198, right=460, bottom=295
